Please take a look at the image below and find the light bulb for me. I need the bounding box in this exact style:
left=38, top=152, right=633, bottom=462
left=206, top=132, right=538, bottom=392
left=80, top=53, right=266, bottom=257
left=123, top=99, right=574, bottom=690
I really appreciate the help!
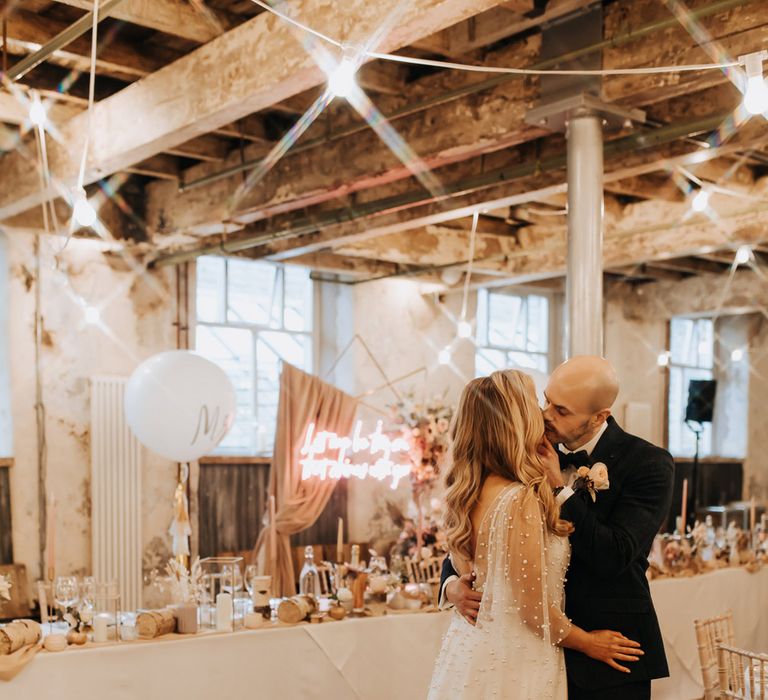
left=84, top=306, right=100, bottom=325
left=731, top=348, right=744, bottom=362
left=742, top=52, right=768, bottom=116
left=73, top=191, right=97, bottom=228
left=328, top=56, right=357, bottom=98
left=29, top=98, right=47, bottom=128
left=438, top=347, right=451, bottom=365
left=657, top=352, right=670, bottom=367
left=744, top=75, right=768, bottom=116
left=457, top=321, right=472, bottom=338
left=735, top=245, right=753, bottom=265
left=691, top=188, right=710, bottom=213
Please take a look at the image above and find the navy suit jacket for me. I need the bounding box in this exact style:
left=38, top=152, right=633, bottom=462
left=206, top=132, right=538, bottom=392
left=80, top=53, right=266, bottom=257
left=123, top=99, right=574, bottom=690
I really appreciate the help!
left=439, top=417, right=674, bottom=692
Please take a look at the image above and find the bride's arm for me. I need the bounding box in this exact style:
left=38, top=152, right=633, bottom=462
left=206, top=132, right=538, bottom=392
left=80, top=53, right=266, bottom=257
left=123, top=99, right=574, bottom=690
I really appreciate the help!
left=509, top=493, right=643, bottom=673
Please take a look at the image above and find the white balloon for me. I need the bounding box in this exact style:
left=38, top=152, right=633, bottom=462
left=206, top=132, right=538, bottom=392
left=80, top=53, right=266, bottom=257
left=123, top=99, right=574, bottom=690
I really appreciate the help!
left=124, top=350, right=236, bottom=463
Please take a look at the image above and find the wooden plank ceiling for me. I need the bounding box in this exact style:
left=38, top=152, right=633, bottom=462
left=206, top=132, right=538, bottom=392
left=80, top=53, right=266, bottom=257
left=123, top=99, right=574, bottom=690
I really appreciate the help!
left=1, top=0, right=767, bottom=289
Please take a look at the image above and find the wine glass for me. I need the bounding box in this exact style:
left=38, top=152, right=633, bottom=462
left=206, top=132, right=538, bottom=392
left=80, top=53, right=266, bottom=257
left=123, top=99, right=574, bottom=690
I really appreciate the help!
left=244, top=565, right=258, bottom=597
left=54, top=576, right=79, bottom=611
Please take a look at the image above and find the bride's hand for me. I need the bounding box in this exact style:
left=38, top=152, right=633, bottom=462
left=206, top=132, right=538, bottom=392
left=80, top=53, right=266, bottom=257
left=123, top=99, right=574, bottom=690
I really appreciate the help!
left=537, top=437, right=564, bottom=488
left=583, top=630, right=644, bottom=673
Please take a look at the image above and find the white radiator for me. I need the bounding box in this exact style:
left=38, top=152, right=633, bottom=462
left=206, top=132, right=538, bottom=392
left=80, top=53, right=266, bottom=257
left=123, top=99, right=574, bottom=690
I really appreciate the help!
left=90, top=377, right=142, bottom=611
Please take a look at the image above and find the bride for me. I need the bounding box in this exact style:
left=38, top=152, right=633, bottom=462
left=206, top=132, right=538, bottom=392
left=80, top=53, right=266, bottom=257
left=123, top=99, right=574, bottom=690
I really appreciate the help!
left=428, top=370, right=642, bottom=699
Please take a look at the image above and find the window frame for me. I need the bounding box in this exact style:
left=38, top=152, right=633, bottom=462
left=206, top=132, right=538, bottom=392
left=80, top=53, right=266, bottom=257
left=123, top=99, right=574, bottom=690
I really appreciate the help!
left=194, top=256, right=316, bottom=457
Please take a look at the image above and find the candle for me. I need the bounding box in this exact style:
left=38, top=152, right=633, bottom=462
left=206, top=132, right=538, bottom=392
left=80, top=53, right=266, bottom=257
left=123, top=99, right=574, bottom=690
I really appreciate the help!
left=350, top=544, right=360, bottom=568
left=46, top=493, right=56, bottom=582
left=93, top=614, right=109, bottom=643
left=750, top=497, right=756, bottom=548
left=38, top=582, right=49, bottom=626
left=680, top=479, right=688, bottom=534
left=268, top=495, right=277, bottom=577
left=336, top=517, right=344, bottom=564
left=216, top=592, right=233, bottom=631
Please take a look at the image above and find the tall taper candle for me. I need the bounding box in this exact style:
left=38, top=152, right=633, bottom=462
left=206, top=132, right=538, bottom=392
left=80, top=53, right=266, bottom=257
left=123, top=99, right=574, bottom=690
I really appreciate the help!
left=750, top=497, right=756, bottom=548
left=269, top=495, right=277, bottom=576
left=680, top=478, right=688, bottom=534
left=336, top=517, right=344, bottom=564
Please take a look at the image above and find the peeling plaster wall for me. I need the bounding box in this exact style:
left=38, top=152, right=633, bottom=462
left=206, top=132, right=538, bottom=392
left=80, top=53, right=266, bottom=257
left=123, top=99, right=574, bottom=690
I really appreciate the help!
left=5, top=233, right=177, bottom=592
left=321, top=278, right=475, bottom=545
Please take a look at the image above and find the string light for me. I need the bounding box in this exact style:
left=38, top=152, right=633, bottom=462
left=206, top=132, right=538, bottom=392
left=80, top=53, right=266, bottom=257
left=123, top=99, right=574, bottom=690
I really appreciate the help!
left=691, top=188, right=710, bottom=213
left=735, top=245, right=753, bottom=265
left=657, top=352, right=670, bottom=367
left=742, top=52, right=768, bottom=116
left=327, top=46, right=360, bottom=99
left=28, top=96, right=47, bottom=128
left=457, top=321, right=472, bottom=338
left=72, top=189, right=98, bottom=228
left=84, top=306, right=101, bottom=325
left=438, top=346, right=451, bottom=365
left=731, top=348, right=744, bottom=362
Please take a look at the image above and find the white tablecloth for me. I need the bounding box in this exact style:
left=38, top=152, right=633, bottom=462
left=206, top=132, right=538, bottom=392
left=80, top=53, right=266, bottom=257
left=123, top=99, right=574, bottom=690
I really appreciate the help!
left=5, top=567, right=768, bottom=700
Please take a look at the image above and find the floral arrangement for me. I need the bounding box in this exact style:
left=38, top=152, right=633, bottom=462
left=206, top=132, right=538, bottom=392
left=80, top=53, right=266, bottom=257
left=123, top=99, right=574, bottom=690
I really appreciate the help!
left=165, top=556, right=203, bottom=604
left=572, top=462, right=610, bottom=502
left=0, top=573, right=11, bottom=601
left=59, top=605, right=90, bottom=632
left=389, top=392, right=453, bottom=498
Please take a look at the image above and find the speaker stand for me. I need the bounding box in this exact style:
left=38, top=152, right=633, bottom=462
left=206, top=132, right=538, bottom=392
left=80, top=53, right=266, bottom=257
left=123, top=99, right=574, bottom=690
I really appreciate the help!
left=686, top=420, right=704, bottom=530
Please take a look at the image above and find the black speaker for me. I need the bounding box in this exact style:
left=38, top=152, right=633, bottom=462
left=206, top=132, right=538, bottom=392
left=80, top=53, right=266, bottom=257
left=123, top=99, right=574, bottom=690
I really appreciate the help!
left=685, top=379, right=717, bottom=423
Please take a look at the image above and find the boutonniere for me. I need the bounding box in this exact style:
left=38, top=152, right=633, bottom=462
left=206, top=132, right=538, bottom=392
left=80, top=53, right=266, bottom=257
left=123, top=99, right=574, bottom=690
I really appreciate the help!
left=573, top=462, right=610, bottom=502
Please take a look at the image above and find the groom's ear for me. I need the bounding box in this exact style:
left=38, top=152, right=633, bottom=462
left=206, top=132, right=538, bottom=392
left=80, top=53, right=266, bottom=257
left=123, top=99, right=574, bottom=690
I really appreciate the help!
left=592, top=409, right=611, bottom=428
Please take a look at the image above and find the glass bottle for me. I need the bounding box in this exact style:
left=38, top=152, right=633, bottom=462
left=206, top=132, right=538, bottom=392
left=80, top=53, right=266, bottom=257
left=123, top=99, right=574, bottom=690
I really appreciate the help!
left=299, top=546, right=321, bottom=597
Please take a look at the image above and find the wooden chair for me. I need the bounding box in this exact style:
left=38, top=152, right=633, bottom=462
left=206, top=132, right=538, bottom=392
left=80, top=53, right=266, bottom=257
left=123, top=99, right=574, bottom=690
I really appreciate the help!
left=695, top=612, right=736, bottom=699
left=717, top=642, right=768, bottom=699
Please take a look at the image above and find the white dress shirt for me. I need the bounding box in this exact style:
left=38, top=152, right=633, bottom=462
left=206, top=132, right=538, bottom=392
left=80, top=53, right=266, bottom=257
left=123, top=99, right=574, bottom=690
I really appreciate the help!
left=440, top=421, right=610, bottom=609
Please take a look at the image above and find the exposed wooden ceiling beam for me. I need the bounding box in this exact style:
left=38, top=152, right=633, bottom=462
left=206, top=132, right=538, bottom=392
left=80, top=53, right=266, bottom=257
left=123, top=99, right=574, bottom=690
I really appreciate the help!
left=124, top=154, right=180, bottom=180
left=3, top=7, right=179, bottom=81
left=49, top=0, right=231, bottom=44
left=145, top=0, right=767, bottom=238
left=0, top=0, right=507, bottom=221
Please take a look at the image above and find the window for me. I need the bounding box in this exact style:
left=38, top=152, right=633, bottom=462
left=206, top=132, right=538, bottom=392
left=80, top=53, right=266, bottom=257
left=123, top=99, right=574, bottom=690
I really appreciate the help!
left=667, top=317, right=714, bottom=457
left=195, top=256, right=314, bottom=455
left=475, top=289, right=550, bottom=376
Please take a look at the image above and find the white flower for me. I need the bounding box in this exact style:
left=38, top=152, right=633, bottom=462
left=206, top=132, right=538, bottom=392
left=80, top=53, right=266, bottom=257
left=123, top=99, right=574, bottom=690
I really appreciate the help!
left=0, top=574, right=12, bottom=601
left=588, top=463, right=610, bottom=491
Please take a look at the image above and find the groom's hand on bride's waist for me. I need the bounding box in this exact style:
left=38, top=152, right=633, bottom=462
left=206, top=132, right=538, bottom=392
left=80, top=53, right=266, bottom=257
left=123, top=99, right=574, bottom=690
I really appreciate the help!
left=445, top=572, right=482, bottom=625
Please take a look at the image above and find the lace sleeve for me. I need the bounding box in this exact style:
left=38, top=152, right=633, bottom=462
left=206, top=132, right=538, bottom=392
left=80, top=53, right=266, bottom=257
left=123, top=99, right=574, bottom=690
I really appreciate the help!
left=481, top=486, right=572, bottom=645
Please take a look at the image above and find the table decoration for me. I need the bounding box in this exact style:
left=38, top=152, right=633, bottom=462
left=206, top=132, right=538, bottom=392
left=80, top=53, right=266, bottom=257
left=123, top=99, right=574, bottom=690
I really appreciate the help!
left=199, top=556, right=242, bottom=631
left=136, top=609, right=176, bottom=639
left=277, top=595, right=316, bottom=624
left=166, top=557, right=202, bottom=634
left=0, top=620, right=41, bottom=655
left=42, top=634, right=67, bottom=652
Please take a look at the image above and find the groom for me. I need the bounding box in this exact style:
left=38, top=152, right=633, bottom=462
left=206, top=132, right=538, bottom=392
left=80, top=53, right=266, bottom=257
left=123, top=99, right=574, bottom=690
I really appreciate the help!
left=440, top=356, right=674, bottom=700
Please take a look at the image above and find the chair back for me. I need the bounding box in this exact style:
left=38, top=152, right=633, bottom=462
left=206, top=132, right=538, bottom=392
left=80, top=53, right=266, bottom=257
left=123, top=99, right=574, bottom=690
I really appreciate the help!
left=717, top=642, right=768, bottom=699
left=695, top=611, right=736, bottom=699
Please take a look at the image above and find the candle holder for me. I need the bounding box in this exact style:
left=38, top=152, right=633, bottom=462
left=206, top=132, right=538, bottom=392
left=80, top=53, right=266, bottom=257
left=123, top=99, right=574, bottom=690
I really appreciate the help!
left=199, top=557, right=243, bottom=631
left=93, top=581, right=122, bottom=642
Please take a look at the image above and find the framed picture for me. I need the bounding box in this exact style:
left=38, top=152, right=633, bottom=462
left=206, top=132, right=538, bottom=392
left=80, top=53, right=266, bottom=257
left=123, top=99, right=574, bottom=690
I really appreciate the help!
left=0, top=564, right=31, bottom=620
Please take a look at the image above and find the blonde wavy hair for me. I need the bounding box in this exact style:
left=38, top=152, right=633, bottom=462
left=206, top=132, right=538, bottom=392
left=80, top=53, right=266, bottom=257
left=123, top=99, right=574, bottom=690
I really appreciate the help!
left=443, top=369, right=573, bottom=562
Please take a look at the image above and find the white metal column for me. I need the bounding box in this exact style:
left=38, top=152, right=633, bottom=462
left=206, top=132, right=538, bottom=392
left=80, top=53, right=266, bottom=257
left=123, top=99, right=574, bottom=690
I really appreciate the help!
left=566, top=109, right=604, bottom=357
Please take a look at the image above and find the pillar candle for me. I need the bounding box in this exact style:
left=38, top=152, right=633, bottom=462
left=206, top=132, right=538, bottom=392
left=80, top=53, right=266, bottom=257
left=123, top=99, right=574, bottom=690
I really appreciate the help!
left=680, top=479, right=688, bottom=534
left=93, top=614, right=109, bottom=643
left=216, top=592, right=233, bottom=631
left=336, top=517, right=344, bottom=564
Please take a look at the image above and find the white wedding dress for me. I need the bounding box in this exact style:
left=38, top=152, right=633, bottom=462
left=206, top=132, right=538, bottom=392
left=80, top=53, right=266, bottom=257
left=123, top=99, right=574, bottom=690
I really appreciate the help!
left=428, top=482, right=572, bottom=699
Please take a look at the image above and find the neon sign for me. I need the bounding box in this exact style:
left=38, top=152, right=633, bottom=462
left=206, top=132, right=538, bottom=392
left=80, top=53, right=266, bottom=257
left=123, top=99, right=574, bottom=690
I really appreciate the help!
left=299, top=420, right=412, bottom=489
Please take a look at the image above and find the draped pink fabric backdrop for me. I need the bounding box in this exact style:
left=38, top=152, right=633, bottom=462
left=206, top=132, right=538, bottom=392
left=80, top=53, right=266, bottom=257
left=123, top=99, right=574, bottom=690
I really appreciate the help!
left=253, top=363, right=358, bottom=596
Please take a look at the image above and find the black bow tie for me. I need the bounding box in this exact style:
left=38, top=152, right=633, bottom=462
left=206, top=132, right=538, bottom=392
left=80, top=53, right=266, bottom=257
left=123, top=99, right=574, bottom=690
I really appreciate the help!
left=558, top=450, right=592, bottom=469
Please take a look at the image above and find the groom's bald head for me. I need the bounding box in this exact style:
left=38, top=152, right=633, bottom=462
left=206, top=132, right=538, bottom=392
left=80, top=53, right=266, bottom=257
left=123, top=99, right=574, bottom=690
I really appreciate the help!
left=542, top=356, right=620, bottom=448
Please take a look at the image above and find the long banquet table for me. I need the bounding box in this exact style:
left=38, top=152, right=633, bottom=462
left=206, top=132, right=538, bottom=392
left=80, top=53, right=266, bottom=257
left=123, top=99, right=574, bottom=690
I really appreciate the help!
left=5, top=566, right=768, bottom=700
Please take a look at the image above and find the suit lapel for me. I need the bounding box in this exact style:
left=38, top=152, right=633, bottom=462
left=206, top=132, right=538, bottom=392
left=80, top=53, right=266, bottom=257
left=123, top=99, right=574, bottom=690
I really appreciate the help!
left=583, top=417, right=630, bottom=512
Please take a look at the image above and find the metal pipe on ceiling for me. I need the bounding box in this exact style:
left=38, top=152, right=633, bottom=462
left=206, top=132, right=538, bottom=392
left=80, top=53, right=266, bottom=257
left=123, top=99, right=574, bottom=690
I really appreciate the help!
left=178, top=0, right=752, bottom=193
left=6, top=0, right=126, bottom=81
left=152, top=109, right=735, bottom=269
